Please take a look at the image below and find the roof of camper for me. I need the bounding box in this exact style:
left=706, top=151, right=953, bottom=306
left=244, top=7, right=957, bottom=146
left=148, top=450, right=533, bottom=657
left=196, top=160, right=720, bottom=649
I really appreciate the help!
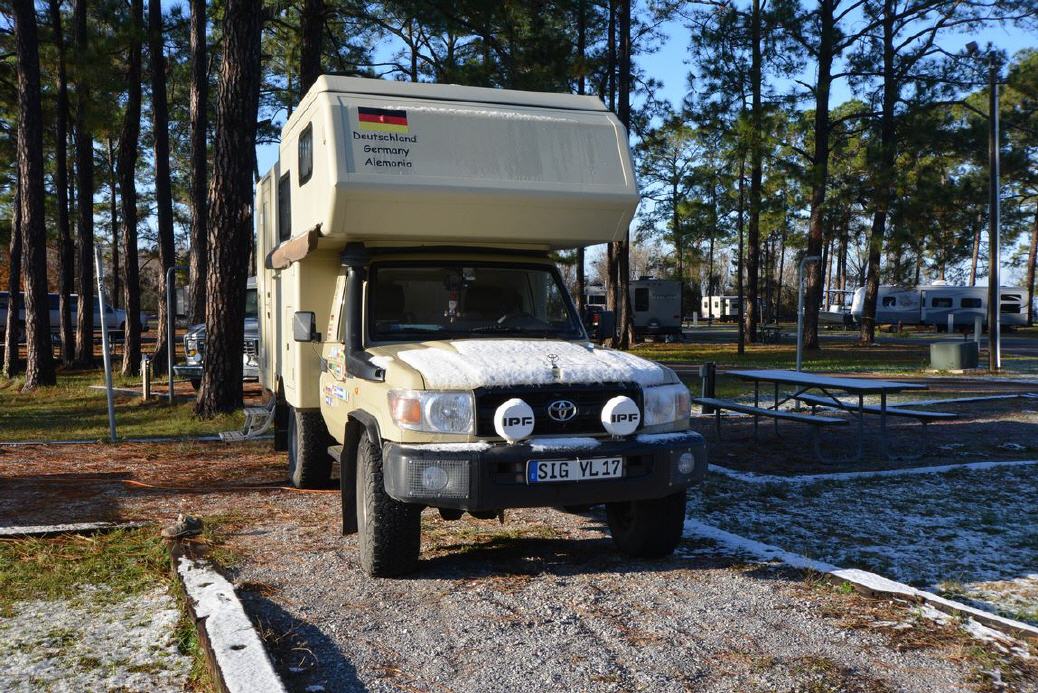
left=284, top=76, right=609, bottom=134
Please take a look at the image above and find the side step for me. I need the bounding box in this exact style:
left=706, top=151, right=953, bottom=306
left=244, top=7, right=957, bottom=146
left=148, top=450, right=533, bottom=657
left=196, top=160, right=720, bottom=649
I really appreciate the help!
left=218, top=399, right=277, bottom=442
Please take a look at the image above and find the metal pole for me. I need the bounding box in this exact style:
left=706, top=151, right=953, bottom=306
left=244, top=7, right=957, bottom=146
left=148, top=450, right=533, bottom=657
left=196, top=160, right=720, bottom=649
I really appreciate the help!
left=94, top=248, right=117, bottom=442
left=797, top=255, right=821, bottom=371
left=166, top=265, right=189, bottom=404
left=987, top=55, right=1001, bottom=371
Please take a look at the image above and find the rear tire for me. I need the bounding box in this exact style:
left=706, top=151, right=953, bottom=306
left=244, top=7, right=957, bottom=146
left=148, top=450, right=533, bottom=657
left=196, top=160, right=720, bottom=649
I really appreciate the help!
left=356, top=436, right=420, bottom=577
left=606, top=490, right=687, bottom=558
left=287, top=406, right=333, bottom=489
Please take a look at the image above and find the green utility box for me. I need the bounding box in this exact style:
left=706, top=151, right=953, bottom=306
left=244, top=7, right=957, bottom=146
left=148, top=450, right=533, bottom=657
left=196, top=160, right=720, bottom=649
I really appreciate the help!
left=930, top=341, right=979, bottom=370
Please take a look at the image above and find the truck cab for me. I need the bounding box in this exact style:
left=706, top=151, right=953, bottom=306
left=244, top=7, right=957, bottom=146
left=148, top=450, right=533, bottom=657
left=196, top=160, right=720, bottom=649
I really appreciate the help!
left=256, top=77, right=706, bottom=576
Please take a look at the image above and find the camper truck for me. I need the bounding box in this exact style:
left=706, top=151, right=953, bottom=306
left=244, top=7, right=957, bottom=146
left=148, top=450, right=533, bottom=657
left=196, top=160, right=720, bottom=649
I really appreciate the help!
left=256, top=77, right=706, bottom=576
left=850, top=283, right=1027, bottom=330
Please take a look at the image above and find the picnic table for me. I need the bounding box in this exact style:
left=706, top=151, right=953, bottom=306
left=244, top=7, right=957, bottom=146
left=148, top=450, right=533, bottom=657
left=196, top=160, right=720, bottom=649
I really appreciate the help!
left=710, top=369, right=948, bottom=462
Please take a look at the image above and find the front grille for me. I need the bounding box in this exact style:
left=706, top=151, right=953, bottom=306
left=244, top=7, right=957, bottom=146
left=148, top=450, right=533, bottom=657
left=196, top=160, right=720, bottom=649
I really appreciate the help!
left=474, top=383, right=641, bottom=437
left=185, top=337, right=257, bottom=358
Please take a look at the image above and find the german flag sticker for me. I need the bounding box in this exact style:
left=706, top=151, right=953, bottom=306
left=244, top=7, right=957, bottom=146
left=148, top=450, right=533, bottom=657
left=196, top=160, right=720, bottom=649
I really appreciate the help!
left=357, top=106, right=408, bottom=133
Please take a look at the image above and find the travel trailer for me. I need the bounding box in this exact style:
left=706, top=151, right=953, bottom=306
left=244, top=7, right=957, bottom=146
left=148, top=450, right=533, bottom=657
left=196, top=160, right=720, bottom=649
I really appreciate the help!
left=255, top=77, right=705, bottom=576
left=700, top=295, right=741, bottom=322
left=850, top=283, right=1027, bottom=330
left=585, top=279, right=683, bottom=341
left=818, top=289, right=855, bottom=329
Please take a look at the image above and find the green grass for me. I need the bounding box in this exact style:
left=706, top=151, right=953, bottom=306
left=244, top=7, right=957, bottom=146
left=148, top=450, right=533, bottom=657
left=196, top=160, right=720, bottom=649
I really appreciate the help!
left=0, top=369, right=242, bottom=442
left=632, top=341, right=930, bottom=373
left=0, top=528, right=212, bottom=690
left=0, top=528, right=169, bottom=612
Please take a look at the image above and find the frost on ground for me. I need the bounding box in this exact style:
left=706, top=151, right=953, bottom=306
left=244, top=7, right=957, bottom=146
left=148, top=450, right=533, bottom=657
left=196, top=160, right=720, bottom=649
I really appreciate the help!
left=689, top=463, right=1038, bottom=625
left=0, top=585, right=191, bottom=692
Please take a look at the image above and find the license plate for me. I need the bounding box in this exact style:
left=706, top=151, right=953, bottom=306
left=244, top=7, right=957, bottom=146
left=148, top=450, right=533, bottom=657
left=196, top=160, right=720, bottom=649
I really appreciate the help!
left=526, top=457, right=624, bottom=484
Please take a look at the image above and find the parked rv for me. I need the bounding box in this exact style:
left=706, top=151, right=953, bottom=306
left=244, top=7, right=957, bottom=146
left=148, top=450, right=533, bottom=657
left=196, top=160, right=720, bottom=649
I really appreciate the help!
left=173, top=278, right=259, bottom=390
left=700, top=295, right=741, bottom=322
left=256, top=76, right=706, bottom=576
left=584, top=279, right=682, bottom=341
left=631, top=278, right=681, bottom=340
left=850, top=283, right=1027, bottom=330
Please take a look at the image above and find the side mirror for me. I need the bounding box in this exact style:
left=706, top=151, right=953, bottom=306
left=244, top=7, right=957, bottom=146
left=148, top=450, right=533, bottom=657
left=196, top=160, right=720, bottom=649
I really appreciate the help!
left=596, top=310, right=616, bottom=341
left=293, top=311, right=320, bottom=342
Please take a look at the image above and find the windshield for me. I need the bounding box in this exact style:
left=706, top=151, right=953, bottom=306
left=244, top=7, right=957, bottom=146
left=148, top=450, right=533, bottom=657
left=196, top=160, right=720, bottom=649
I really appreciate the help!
left=245, top=288, right=258, bottom=318
left=368, top=262, right=584, bottom=342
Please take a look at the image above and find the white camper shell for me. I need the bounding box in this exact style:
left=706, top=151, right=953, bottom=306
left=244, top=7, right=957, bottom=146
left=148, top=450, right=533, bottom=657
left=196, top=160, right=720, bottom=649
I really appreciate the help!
left=256, top=77, right=705, bottom=577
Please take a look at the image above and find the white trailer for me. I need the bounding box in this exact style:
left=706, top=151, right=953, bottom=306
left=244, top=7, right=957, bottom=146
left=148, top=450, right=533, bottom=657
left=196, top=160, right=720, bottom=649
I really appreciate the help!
left=850, top=283, right=1028, bottom=330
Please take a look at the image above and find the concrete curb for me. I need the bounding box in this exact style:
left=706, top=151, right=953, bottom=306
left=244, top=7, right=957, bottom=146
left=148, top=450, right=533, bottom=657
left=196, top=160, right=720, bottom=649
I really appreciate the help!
left=683, top=519, right=1038, bottom=645
left=0, top=521, right=148, bottom=538
left=173, top=553, right=286, bottom=693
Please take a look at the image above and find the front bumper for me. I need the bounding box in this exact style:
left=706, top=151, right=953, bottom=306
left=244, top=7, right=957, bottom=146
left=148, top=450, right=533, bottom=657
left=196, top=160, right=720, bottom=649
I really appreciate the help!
left=382, top=431, right=707, bottom=511
left=172, top=363, right=259, bottom=380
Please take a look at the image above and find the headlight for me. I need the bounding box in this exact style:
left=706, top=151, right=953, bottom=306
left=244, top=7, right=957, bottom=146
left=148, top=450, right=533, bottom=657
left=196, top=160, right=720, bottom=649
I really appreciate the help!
left=388, top=390, right=475, bottom=434
left=642, top=383, right=691, bottom=426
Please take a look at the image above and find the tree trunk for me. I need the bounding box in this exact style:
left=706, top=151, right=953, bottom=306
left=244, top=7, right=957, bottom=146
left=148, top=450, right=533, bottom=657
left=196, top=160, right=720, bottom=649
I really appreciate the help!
left=50, top=0, right=74, bottom=365
left=3, top=185, right=22, bottom=379
left=14, top=0, right=56, bottom=390
left=188, top=0, right=208, bottom=325
left=969, top=210, right=982, bottom=286
left=196, top=0, right=264, bottom=417
left=73, top=0, right=95, bottom=366
left=299, top=0, right=323, bottom=97
left=106, top=137, right=120, bottom=310
left=149, top=0, right=176, bottom=375
left=804, top=0, right=833, bottom=349
left=120, top=0, right=144, bottom=376
left=615, top=0, right=635, bottom=348
left=776, top=214, right=787, bottom=319
left=859, top=0, right=896, bottom=346
left=1026, top=206, right=1037, bottom=326
left=745, top=0, right=762, bottom=345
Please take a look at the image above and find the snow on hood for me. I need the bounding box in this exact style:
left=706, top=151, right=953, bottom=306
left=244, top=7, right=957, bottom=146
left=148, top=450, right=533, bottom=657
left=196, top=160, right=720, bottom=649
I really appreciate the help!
left=395, top=340, right=675, bottom=389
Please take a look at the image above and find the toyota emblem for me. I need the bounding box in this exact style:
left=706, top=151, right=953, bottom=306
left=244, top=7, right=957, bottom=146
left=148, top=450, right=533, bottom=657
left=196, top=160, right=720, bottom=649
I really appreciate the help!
left=547, top=399, right=578, bottom=423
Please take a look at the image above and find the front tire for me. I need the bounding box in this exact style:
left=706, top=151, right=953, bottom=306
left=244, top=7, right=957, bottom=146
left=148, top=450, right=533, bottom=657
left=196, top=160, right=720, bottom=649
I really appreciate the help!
left=355, top=436, right=420, bottom=577
left=287, top=407, right=333, bottom=489
left=606, top=490, right=687, bottom=558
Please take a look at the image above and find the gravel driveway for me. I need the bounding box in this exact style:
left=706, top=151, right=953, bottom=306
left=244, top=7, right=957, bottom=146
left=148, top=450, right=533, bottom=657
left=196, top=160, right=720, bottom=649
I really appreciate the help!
left=232, top=503, right=1006, bottom=693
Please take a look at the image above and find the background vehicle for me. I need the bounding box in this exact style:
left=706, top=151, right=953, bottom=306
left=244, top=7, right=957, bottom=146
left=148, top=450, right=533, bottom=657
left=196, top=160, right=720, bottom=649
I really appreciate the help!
left=700, top=295, right=742, bottom=322
left=850, top=283, right=1027, bottom=330
left=630, top=278, right=681, bottom=341
left=173, top=278, right=259, bottom=390
left=0, top=291, right=149, bottom=340
left=256, top=76, right=706, bottom=577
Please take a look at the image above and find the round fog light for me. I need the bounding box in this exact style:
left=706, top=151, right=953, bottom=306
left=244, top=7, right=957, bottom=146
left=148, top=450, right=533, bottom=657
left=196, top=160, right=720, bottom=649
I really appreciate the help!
left=421, top=465, right=449, bottom=491
left=677, top=452, right=695, bottom=475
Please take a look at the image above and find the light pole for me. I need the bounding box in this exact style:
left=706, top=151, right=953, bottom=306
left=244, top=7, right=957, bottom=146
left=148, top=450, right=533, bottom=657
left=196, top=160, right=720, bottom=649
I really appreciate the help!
left=968, top=42, right=1001, bottom=371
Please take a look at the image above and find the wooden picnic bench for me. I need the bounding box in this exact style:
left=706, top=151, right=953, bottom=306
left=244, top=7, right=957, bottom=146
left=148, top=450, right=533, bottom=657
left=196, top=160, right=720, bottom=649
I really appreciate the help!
left=692, top=396, right=847, bottom=462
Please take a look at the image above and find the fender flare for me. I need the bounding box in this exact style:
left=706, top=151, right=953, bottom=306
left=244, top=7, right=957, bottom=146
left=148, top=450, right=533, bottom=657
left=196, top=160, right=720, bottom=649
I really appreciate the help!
left=348, top=409, right=382, bottom=445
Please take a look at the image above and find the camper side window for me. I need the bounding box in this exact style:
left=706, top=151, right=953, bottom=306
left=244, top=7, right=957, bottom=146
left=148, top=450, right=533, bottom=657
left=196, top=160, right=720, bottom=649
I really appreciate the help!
left=931, top=297, right=952, bottom=308
left=278, top=173, right=291, bottom=242
left=961, top=298, right=982, bottom=308
left=298, top=124, right=313, bottom=185
left=634, top=287, right=650, bottom=312
left=882, top=297, right=896, bottom=307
